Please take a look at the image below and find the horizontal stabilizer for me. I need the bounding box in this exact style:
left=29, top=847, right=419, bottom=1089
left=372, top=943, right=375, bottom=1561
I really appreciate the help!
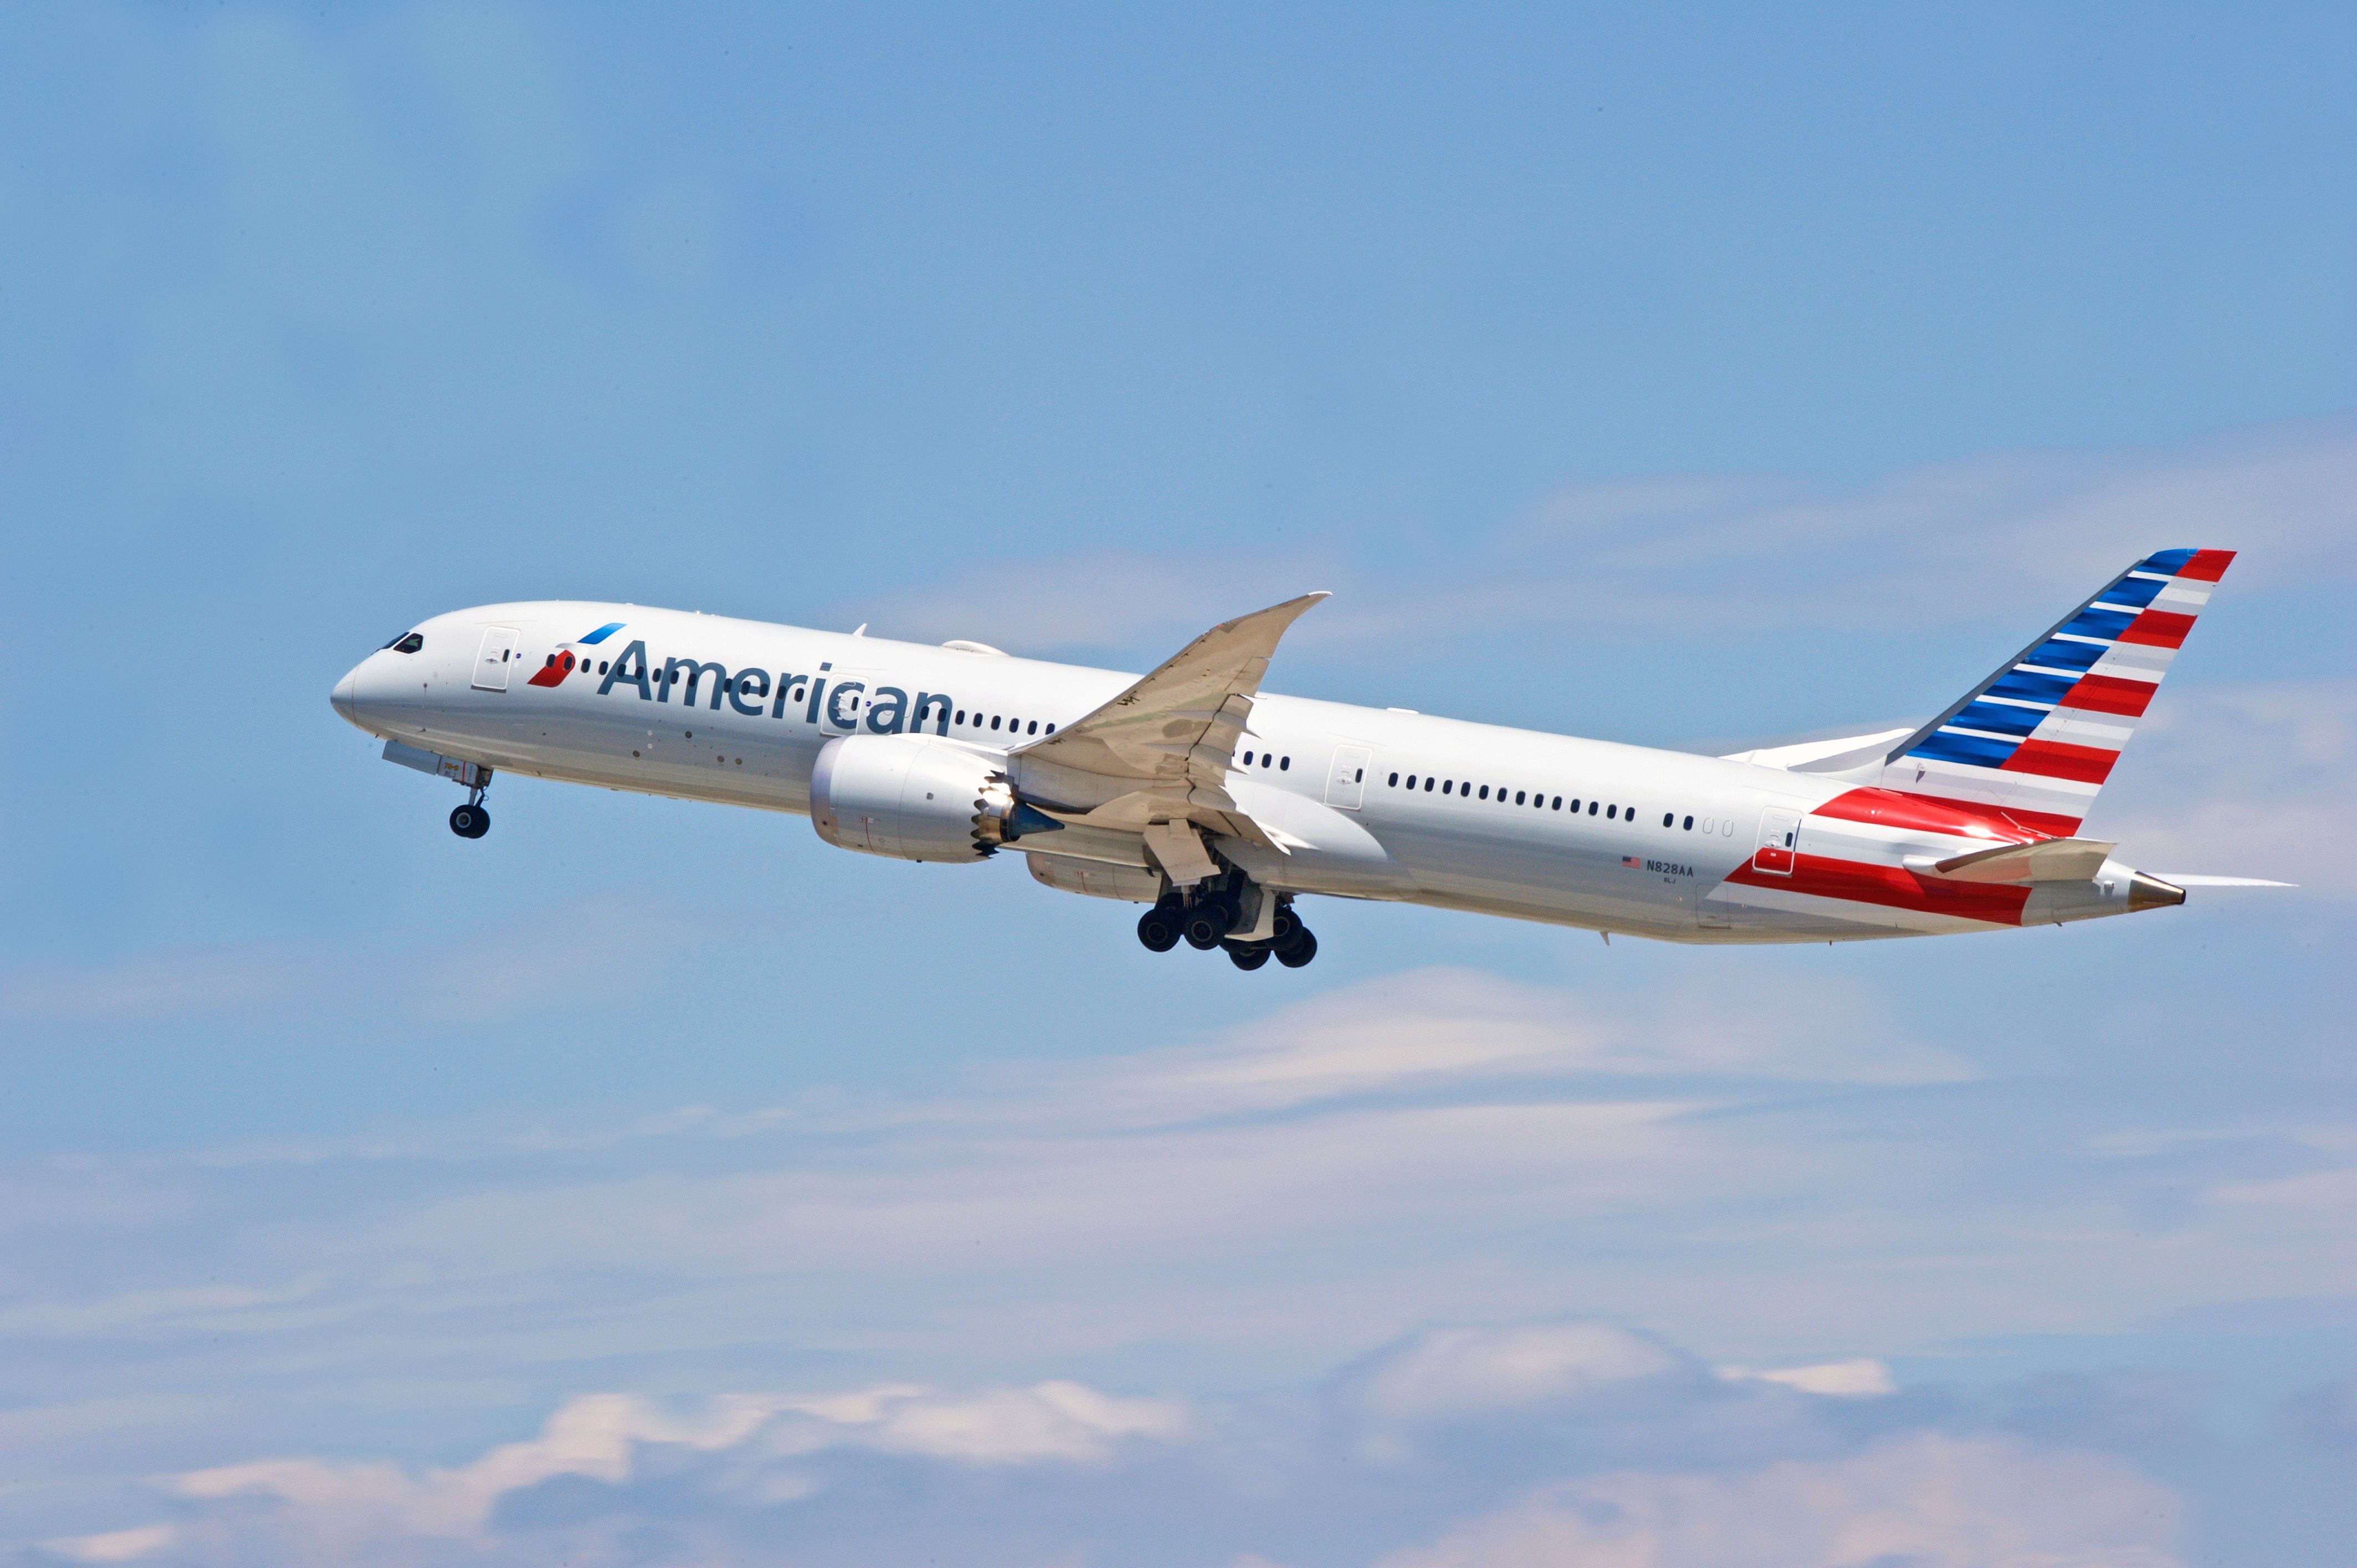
left=2154, top=874, right=2296, bottom=888
left=1914, top=837, right=2115, bottom=883
left=1720, top=728, right=1913, bottom=775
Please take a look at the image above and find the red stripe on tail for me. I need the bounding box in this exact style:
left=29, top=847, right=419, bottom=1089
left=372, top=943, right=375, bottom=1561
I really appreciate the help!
left=2057, top=673, right=2158, bottom=716
left=1815, top=787, right=2081, bottom=838
left=2117, top=609, right=2195, bottom=648
left=2176, top=549, right=2236, bottom=583
left=2001, top=739, right=2119, bottom=785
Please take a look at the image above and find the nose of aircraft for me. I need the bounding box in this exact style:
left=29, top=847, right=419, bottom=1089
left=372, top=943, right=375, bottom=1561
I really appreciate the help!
left=331, top=664, right=363, bottom=729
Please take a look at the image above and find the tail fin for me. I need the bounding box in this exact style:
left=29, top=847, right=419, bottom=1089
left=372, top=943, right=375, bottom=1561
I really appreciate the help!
left=1876, top=548, right=2235, bottom=835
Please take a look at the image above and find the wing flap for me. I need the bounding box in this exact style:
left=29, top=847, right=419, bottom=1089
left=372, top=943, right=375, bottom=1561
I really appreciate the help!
left=1014, top=596, right=1326, bottom=786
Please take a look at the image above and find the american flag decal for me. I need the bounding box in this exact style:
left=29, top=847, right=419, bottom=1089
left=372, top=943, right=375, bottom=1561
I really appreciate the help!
left=1621, top=855, right=1641, bottom=868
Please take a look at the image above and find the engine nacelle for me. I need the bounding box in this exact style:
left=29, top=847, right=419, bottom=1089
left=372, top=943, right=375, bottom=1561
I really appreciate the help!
left=810, top=735, right=1035, bottom=863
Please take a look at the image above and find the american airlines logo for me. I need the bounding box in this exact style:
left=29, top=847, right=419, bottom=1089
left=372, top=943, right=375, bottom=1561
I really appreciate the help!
left=587, top=638, right=963, bottom=737
left=526, top=621, right=627, bottom=689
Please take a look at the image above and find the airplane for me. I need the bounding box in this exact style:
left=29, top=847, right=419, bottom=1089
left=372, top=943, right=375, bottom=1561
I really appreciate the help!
left=330, top=548, right=2281, bottom=968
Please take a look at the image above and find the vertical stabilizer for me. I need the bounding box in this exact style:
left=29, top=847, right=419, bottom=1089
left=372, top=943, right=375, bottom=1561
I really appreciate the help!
left=1876, top=549, right=2235, bottom=834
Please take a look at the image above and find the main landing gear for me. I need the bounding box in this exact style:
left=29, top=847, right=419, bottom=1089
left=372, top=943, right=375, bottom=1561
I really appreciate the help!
left=1135, top=878, right=1317, bottom=969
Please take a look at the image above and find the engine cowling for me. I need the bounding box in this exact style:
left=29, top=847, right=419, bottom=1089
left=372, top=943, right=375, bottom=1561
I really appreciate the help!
left=810, top=735, right=1030, bottom=862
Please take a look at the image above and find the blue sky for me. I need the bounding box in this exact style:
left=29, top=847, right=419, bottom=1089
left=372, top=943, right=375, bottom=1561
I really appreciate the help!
left=1, top=4, right=2353, bottom=1564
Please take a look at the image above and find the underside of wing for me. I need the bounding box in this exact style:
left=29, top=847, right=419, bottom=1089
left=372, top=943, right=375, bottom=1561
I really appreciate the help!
left=1007, top=592, right=1328, bottom=865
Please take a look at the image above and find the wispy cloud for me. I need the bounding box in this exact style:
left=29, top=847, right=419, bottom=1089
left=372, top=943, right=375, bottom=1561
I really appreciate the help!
left=0, top=912, right=717, bottom=1030
left=1375, top=1432, right=2184, bottom=1568
left=841, top=416, right=2357, bottom=659
left=32, top=1321, right=2196, bottom=1568
left=2094, top=677, right=2356, bottom=891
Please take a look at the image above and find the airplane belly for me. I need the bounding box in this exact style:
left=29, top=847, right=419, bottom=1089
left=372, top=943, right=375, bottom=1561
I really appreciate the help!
left=1382, top=818, right=1697, bottom=937
left=396, top=690, right=821, bottom=811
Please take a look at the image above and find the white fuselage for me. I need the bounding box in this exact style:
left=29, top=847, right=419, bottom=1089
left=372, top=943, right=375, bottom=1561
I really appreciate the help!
left=332, top=601, right=2169, bottom=943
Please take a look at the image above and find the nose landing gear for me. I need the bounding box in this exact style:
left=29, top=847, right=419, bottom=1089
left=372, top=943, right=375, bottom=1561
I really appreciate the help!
left=448, top=772, right=492, bottom=839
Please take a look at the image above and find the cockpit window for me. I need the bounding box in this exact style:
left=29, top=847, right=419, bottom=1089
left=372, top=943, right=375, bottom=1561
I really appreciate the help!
left=385, top=632, right=425, bottom=653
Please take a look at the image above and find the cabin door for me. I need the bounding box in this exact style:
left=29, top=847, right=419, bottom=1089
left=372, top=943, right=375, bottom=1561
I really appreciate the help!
left=1752, top=806, right=1802, bottom=875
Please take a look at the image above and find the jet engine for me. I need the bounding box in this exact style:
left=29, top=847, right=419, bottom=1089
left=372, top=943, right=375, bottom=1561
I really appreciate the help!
left=810, top=735, right=1057, bottom=862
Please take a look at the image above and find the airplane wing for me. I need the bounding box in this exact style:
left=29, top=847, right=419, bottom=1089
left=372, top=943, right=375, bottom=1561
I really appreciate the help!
left=1008, top=592, right=1328, bottom=864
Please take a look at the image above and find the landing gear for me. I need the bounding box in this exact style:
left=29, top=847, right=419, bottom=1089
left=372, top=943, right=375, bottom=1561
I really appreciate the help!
left=1135, top=861, right=1315, bottom=969
left=1136, top=901, right=1181, bottom=952
left=1182, top=898, right=1238, bottom=950
left=449, top=770, right=492, bottom=839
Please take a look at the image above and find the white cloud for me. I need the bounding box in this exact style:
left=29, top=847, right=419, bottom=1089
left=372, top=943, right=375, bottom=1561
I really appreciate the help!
left=1081, top=966, right=1967, bottom=1127
left=1351, top=1323, right=1681, bottom=1426
left=134, top=1380, right=1189, bottom=1561
left=33, top=1340, right=2202, bottom=1568
left=1377, top=1433, right=2184, bottom=1568
left=38, top=1525, right=176, bottom=1564
left=1721, top=1358, right=1897, bottom=1397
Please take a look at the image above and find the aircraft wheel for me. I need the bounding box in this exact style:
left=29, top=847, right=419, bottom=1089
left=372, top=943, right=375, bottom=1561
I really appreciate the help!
left=1275, top=928, right=1318, bottom=968
left=450, top=803, right=490, bottom=839
left=1224, top=942, right=1270, bottom=971
left=1271, top=906, right=1301, bottom=946
left=1136, top=906, right=1181, bottom=952
left=1183, top=901, right=1236, bottom=950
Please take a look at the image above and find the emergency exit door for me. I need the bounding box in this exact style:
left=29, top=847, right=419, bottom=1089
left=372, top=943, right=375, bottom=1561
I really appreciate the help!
left=1324, top=745, right=1372, bottom=810
left=472, top=627, right=520, bottom=692
left=1752, top=806, right=1803, bottom=875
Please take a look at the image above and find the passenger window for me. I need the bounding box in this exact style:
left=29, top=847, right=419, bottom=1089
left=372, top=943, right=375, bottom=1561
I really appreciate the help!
left=991, top=716, right=1001, bottom=730
left=1683, top=815, right=1693, bottom=830
left=1551, top=796, right=1562, bottom=809
left=1700, top=817, right=1711, bottom=832
left=1515, top=790, right=1526, bottom=805
left=599, top=661, right=609, bottom=674
left=1243, top=751, right=1254, bottom=764
left=1354, top=768, right=1363, bottom=782
left=1280, top=756, right=1290, bottom=770
left=1424, top=777, right=1435, bottom=792
left=1442, top=780, right=1453, bottom=794
left=955, top=710, right=965, bottom=724
left=1478, top=786, right=1489, bottom=800
left=1046, top=723, right=1056, bottom=734
left=1028, top=721, right=1038, bottom=734
left=1663, top=813, right=1673, bottom=828
left=1389, top=772, right=1400, bottom=787
left=1587, top=801, right=1598, bottom=816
